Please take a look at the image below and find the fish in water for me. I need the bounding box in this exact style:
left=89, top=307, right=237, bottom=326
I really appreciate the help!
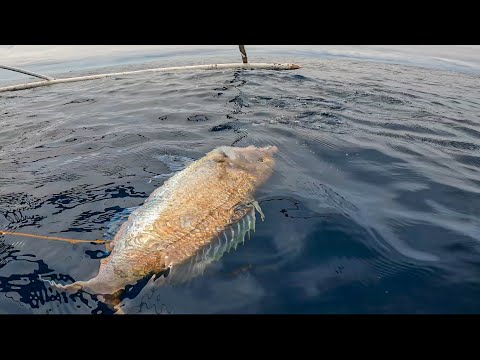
left=46, top=145, right=278, bottom=302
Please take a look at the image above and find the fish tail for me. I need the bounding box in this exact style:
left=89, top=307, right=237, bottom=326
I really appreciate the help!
left=39, top=274, right=85, bottom=293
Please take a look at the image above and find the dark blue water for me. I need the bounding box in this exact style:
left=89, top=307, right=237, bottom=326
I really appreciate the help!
left=1, top=55, right=480, bottom=314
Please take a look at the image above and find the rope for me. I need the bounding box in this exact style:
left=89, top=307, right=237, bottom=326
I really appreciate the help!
left=0, top=230, right=110, bottom=245
left=0, top=64, right=54, bottom=81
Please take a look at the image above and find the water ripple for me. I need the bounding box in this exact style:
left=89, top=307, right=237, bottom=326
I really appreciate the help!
left=1, top=58, right=480, bottom=313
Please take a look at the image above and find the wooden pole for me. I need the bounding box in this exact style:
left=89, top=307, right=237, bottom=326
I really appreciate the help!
left=0, top=62, right=301, bottom=93
left=239, top=45, right=248, bottom=63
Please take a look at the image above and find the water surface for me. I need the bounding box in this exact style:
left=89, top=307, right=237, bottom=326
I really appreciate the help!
left=1, top=50, right=480, bottom=314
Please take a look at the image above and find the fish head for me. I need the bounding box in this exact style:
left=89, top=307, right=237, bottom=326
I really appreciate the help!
left=212, top=145, right=278, bottom=186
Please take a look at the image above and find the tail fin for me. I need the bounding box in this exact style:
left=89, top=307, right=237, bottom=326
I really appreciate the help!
left=39, top=275, right=85, bottom=293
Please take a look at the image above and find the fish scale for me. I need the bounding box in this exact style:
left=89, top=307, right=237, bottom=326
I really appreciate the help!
left=165, top=207, right=257, bottom=285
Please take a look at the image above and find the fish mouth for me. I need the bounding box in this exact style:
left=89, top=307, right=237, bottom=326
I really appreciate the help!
left=262, top=145, right=278, bottom=154
left=245, top=145, right=278, bottom=151
left=234, top=145, right=278, bottom=156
